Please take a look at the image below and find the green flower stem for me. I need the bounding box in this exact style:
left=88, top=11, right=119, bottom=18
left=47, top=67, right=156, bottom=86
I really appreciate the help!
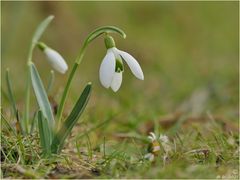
left=56, top=62, right=80, bottom=126
left=56, top=45, right=86, bottom=127
left=57, top=26, right=126, bottom=124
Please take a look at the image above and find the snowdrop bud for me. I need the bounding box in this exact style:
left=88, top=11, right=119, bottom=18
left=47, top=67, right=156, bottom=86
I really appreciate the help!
left=37, top=42, right=68, bottom=74
left=104, top=35, right=115, bottom=49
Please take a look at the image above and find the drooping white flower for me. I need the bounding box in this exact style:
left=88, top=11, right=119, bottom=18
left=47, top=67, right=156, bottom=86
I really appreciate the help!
left=37, top=42, right=68, bottom=74
left=99, top=35, right=144, bottom=92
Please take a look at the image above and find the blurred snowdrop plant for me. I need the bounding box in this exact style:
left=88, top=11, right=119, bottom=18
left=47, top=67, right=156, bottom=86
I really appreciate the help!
left=100, top=35, right=144, bottom=92
left=144, top=132, right=172, bottom=162
left=5, top=15, right=143, bottom=157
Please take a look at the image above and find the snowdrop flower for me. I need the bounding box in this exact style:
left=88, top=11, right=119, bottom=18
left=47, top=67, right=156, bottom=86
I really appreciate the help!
left=144, top=132, right=172, bottom=162
left=148, top=132, right=160, bottom=152
left=99, top=35, right=144, bottom=92
left=37, top=42, right=68, bottom=74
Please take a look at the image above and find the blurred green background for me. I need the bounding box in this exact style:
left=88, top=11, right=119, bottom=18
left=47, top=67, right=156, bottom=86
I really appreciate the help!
left=2, top=1, right=238, bottom=129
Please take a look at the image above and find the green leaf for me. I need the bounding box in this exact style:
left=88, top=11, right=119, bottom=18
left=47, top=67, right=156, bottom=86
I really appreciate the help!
left=32, top=15, right=54, bottom=44
left=38, top=110, right=51, bottom=156
left=51, top=83, right=92, bottom=154
left=30, top=63, right=55, bottom=130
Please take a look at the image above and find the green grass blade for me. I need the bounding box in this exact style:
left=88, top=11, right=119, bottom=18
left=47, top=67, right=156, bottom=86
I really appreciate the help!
left=38, top=110, right=51, bottom=156
left=30, top=63, right=55, bottom=130
left=51, top=83, right=92, bottom=154
left=74, top=112, right=117, bottom=140
left=32, top=15, right=54, bottom=44
left=1, top=87, right=9, bottom=102
left=1, top=113, right=17, bottom=137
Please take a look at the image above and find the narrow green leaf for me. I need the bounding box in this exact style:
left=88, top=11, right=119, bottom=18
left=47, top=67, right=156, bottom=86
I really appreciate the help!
left=5, top=69, right=25, bottom=134
left=32, top=15, right=54, bottom=44
left=38, top=110, right=51, bottom=156
left=51, top=83, right=92, bottom=154
left=30, top=63, right=55, bottom=130
left=23, top=72, right=31, bottom=134
left=5, top=69, right=17, bottom=117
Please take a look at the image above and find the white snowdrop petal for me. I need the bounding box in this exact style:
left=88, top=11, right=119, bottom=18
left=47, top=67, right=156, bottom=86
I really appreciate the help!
left=99, top=50, right=116, bottom=88
left=110, top=72, right=122, bottom=92
left=44, top=48, right=68, bottom=74
left=117, top=49, right=144, bottom=80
